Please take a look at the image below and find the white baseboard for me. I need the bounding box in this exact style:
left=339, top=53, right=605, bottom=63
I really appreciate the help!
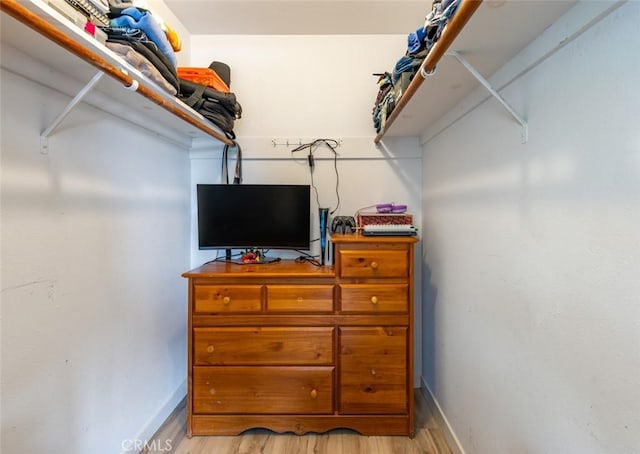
left=420, top=377, right=466, bottom=454
left=121, top=379, right=187, bottom=454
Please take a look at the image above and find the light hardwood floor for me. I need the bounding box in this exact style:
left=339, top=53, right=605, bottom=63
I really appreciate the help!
left=143, top=389, right=454, bottom=454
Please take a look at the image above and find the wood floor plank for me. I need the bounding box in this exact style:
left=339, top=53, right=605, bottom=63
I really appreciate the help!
left=143, top=389, right=454, bottom=454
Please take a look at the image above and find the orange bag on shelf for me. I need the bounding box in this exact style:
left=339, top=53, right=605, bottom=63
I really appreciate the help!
left=177, top=67, right=230, bottom=93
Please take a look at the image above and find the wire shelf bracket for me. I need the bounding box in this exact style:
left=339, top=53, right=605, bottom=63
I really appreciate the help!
left=447, top=50, right=528, bottom=144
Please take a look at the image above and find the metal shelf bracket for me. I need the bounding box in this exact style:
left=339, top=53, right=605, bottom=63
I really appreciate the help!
left=40, top=71, right=105, bottom=154
left=447, top=50, right=528, bottom=144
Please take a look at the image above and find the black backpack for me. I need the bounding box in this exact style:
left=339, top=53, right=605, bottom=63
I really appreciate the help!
left=178, top=79, right=243, bottom=139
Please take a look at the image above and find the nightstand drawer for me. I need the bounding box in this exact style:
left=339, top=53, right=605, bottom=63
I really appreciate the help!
left=338, top=250, right=408, bottom=278
left=266, top=285, right=334, bottom=312
left=193, top=285, right=262, bottom=313
left=338, top=284, right=408, bottom=313
left=193, top=327, right=334, bottom=365
left=193, top=366, right=334, bottom=414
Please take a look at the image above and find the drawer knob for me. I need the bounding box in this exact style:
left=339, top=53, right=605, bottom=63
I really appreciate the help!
left=370, top=261, right=379, bottom=269
left=206, top=345, right=215, bottom=353
left=310, top=389, right=318, bottom=400
left=223, top=296, right=231, bottom=305
left=371, top=369, right=377, bottom=376
left=370, top=296, right=379, bottom=305
left=297, top=297, right=303, bottom=303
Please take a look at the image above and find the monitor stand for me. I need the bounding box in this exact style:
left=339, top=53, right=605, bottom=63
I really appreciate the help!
left=227, top=256, right=281, bottom=265
left=225, top=249, right=282, bottom=265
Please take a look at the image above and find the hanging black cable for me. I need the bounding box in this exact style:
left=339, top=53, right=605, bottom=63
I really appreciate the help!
left=222, top=141, right=242, bottom=184
left=221, top=140, right=242, bottom=261
left=291, top=139, right=341, bottom=215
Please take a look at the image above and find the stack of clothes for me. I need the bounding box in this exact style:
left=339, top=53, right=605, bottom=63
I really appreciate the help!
left=371, top=72, right=393, bottom=134
left=372, top=0, right=462, bottom=132
left=48, top=0, right=243, bottom=137
left=45, top=0, right=243, bottom=137
left=100, top=1, right=242, bottom=137
left=103, top=0, right=182, bottom=95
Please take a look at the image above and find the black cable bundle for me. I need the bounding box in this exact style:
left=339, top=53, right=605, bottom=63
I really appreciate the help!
left=291, top=139, right=341, bottom=216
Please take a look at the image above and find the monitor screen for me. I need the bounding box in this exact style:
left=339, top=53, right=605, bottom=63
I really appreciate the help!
left=197, top=184, right=311, bottom=250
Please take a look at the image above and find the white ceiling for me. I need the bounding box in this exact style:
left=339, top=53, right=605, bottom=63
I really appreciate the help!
left=163, top=0, right=576, bottom=36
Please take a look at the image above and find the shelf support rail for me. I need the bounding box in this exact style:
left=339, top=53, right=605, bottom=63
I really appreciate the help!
left=40, top=71, right=104, bottom=154
left=447, top=50, right=528, bottom=144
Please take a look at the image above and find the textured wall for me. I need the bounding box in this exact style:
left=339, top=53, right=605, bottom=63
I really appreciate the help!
left=420, top=2, right=640, bottom=453
left=1, top=68, right=191, bottom=454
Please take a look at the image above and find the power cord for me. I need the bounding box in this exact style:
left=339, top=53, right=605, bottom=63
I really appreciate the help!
left=294, top=249, right=322, bottom=267
left=291, top=139, right=341, bottom=215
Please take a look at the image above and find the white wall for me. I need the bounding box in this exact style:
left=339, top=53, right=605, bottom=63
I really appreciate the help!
left=189, top=34, right=407, bottom=137
left=187, top=34, right=425, bottom=381
left=188, top=137, right=422, bottom=265
left=187, top=34, right=423, bottom=262
left=420, top=2, right=640, bottom=453
left=1, top=69, right=190, bottom=453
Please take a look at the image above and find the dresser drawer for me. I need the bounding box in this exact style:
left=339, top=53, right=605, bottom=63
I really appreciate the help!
left=193, top=327, right=334, bottom=365
left=266, top=285, right=334, bottom=312
left=193, top=285, right=262, bottom=313
left=339, top=327, right=407, bottom=414
left=339, top=284, right=408, bottom=313
left=338, top=250, right=408, bottom=278
left=193, top=366, right=334, bottom=414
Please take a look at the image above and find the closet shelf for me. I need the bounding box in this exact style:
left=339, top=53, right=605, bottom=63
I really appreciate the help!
left=373, top=0, right=578, bottom=144
left=0, top=0, right=234, bottom=147
left=374, top=0, right=482, bottom=144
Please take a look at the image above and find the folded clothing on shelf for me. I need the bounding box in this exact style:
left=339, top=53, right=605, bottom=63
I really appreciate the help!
left=106, top=41, right=177, bottom=95
left=109, top=7, right=177, bottom=68
left=104, top=27, right=179, bottom=93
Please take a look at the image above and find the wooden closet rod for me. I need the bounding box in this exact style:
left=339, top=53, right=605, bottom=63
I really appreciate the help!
left=0, top=0, right=234, bottom=146
left=374, top=0, right=483, bottom=144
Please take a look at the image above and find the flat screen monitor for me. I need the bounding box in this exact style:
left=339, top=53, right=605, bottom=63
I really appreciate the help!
left=197, top=184, right=311, bottom=250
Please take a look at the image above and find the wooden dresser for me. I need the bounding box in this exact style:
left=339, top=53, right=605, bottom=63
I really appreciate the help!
left=182, top=234, right=418, bottom=437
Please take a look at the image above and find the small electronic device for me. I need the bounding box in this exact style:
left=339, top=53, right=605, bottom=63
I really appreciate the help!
left=362, top=224, right=417, bottom=236
left=319, top=208, right=329, bottom=265
left=331, top=216, right=356, bottom=234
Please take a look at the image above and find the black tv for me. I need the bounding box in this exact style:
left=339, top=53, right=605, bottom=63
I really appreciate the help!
left=197, top=184, right=311, bottom=251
